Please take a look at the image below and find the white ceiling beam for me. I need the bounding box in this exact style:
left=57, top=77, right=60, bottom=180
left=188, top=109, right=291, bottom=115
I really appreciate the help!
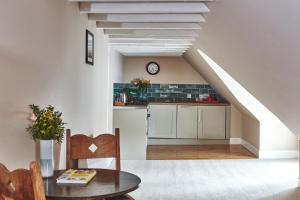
left=110, top=43, right=192, bottom=46
left=118, top=49, right=186, bottom=52
left=112, top=46, right=189, bottom=51
left=109, top=40, right=193, bottom=45
left=89, top=13, right=206, bottom=23
left=118, top=51, right=186, bottom=55
left=110, top=41, right=192, bottom=44
left=110, top=43, right=191, bottom=49
left=97, top=22, right=201, bottom=29
left=116, top=49, right=189, bottom=53
left=71, top=0, right=213, bottom=2
left=104, top=29, right=199, bottom=37
left=120, top=52, right=183, bottom=57
left=119, top=50, right=186, bottom=54
left=79, top=2, right=210, bottom=14
left=117, top=48, right=187, bottom=51
left=109, top=39, right=193, bottom=44
left=108, top=35, right=196, bottom=40
left=114, top=48, right=191, bottom=52
left=117, top=49, right=188, bottom=52
left=116, top=47, right=188, bottom=50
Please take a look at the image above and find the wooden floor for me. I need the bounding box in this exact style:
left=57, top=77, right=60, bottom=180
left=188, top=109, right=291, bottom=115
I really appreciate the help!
left=147, top=145, right=257, bottom=160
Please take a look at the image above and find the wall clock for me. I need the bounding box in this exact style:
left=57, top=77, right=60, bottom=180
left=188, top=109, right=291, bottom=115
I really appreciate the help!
left=146, top=62, right=160, bottom=75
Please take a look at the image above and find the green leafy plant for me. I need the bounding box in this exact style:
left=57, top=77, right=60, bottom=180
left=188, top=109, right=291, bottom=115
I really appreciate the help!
left=26, top=104, right=66, bottom=143
left=131, top=78, right=151, bottom=89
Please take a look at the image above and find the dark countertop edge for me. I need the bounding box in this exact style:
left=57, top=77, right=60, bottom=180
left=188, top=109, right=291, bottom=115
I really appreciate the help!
left=114, top=102, right=230, bottom=109
left=148, top=102, right=230, bottom=106
left=113, top=105, right=148, bottom=109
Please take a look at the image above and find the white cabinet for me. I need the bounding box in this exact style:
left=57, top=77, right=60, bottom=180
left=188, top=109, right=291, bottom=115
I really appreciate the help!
left=148, top=104, right=228, bottom=140
left=198, top=106, right=226, bottom=139
left=177, top=105, right=198, bottom=139
left=148, top=105, right=177, bottom=138
left=113, top=108, right=148, bottom=160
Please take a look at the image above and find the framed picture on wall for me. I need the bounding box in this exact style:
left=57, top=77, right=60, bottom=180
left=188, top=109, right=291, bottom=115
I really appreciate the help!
left=85, top=29, right=94, bottom=65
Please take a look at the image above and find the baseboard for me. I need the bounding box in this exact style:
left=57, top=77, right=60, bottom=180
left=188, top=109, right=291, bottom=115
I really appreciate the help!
left=148, top=138, right=298, bottom=159
left=235, top=138, right=298, bottom=159
left=229, top=138, right=242, bottom=144
left=148, top=138, right=230, bottom=145
left=259, top=150, right=299, bottom=159
left=241, top=139, right=259, bottom=157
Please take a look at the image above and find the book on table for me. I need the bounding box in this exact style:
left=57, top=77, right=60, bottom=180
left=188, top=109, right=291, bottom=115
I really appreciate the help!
left=56, top=169, right=97, bottom=185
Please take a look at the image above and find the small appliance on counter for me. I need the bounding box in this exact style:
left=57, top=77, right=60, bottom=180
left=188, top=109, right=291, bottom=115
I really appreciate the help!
left=114, top=93, right=127, bottom=106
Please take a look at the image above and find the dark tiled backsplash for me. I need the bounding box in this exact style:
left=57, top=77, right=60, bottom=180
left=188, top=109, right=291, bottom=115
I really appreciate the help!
left=114, top=83, right=227, bottom=103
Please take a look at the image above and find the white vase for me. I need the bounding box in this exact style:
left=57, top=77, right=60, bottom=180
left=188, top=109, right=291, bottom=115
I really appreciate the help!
left=39, top=140, right=54, bottom=178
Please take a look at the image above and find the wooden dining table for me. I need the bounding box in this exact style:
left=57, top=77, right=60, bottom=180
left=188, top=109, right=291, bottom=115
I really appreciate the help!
left=43, top=168, right=141, bottom=200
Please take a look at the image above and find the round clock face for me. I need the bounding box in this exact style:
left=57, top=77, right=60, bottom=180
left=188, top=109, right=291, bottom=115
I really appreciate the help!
left=146, top=62, right=160, bottom=75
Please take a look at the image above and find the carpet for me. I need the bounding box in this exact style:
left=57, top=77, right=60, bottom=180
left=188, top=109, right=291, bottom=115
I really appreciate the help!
left=121, top=159, right=300, bottom=200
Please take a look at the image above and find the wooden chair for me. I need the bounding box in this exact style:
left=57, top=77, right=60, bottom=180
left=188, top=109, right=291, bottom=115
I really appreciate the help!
left=66, top=128, right=121, bottom=170
left=0, top=161, right=46, bottom=200
left=66, top=128, right=134, bottom=200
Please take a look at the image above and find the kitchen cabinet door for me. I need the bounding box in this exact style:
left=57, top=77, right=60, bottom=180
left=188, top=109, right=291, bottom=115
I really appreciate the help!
left=113, top=108, right=147, bottom=160
left=148, top=105, right=177, bottom=138
left=198, top=106, right=226, bottom=139
left=177, top=105, right=198, bottom=138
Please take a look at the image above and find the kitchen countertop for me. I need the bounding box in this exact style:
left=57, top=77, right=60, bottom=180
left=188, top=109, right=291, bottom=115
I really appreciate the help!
left=114, top=102, right=230, bottom=109
left=148, top=102, right=230, bottom=106
left=113, top=105, right=148, bottom=110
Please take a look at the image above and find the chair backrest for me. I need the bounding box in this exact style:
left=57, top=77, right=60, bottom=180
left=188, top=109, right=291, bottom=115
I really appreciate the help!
left=66, top=128, right=120, bottom=170
left=0, top=161, right=46, bottom=200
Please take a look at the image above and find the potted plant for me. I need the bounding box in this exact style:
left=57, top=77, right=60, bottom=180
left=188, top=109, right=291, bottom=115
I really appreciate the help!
left=26, top=104, right=66, bottom=177
left=131, top=78, right=151, bottom=100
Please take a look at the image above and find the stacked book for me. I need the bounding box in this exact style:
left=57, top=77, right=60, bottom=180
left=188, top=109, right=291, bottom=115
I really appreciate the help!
left=56, top=169, right=97, bottom=185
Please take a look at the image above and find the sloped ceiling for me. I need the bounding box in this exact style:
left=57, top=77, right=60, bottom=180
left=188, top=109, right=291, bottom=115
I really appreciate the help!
left=184, top=47, right=254, bottom=118
left=185, top=0, right=300, bottom=136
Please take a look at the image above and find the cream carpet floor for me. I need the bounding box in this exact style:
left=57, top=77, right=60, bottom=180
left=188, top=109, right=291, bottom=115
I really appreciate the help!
left=121, top=159, right=300, bottom=200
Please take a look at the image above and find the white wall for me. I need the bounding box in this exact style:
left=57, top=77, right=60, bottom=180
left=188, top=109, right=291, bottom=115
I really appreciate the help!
left=184, top=53, right=248, bottom=146
left=187, top=49, right=298, bottom=153
left=185, top=0, right=299, bottom=152
left=230, top=105, right=243, bottom=138
left=123, top=56, right=207, bottom=84
left=242, top=115, right=260, bottom=150
left=107, top=49, right=124, bottom=132
left=186, top=0, right=300, bottom=138
left=0, top=0, right=118, bottom=170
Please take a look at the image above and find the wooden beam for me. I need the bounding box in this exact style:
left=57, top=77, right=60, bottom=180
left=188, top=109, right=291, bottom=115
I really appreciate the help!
left=79, top=2, right=210, bottom=14
left=116, top=47, right=188, bottom=51
left=97, top=22, right=201, bottom=29
left=116, top=47, right=189, bottom=50
left=89, top=13, right=206, bottom=23
left=111, top=44, right=191, bottom=49
left=110, top=42, right=192, bottom=45
left=104, top=29, right=199, bottom=37
left=118, top=50, right=186, bottom=55
left=109, top=39, right=193, bottom=45
left=118, top=49, right=187, bottom=52
left=120, top=52, right=184, bottom=57
left=115, top=48, right=189, bottom=55
left=71, top=0, right=214, bottom=2
left=108, top=35, right=196, bottom=40
left=118, top=50, right=186, bottom=53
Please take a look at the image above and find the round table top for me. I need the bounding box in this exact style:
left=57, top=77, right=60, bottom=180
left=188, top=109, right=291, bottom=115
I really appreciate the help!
left=44, top=169, right=141, bottom=199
